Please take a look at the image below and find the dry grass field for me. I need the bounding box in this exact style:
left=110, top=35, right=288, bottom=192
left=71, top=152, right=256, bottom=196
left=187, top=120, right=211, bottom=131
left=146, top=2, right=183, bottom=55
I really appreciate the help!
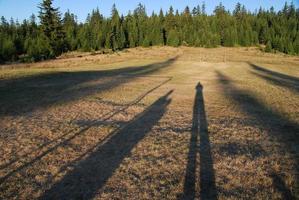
left=0, top=47, right=298, bottom=199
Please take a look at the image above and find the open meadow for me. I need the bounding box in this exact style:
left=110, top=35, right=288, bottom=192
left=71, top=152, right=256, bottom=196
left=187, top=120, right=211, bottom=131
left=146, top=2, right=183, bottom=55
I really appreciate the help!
left=0, top=47, right=298, bottom=199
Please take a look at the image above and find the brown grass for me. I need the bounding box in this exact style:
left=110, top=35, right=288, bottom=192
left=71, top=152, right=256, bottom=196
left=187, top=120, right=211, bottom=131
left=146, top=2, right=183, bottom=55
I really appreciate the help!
left=0, top=47, right=298, bottom=199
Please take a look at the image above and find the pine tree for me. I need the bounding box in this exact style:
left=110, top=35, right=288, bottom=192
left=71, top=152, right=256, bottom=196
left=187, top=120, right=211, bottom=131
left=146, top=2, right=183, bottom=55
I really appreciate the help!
left=181, top=6, right=193, bottom=44
left=25, top=33, right=52, bottom=61
left=134, top=3, right=147, bottom=46
left=108, top=4, right=125, bottom=51
left=63, top=10, right=78, bottom=51
left=149, top=12, right=164, bottom=46
left=79, top=23, right=93, bottom=51
left=38, top=0, right=65, bottom=57
left=125, top=12, right=138, bottom=48
left=90, top=8, right=104, bottom=50
left=159, top=9, right=166, bottom=45
left=214, top=3, right=229, bottom=45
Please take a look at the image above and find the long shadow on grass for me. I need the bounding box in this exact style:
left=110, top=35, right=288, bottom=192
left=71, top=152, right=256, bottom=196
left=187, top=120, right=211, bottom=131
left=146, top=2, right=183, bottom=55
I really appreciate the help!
left=182, top=83, right=217, bottom=200
left=39, top=90, right=172, bottom=200
left=270, top=173, right=295, bottom=200
left=249, top=63, right=299, bottom=93
left=216, top=71, right=298, bottom=199
left=0, top=77, right=172, bottom=186
left=0, top=56, right=177, bottom=116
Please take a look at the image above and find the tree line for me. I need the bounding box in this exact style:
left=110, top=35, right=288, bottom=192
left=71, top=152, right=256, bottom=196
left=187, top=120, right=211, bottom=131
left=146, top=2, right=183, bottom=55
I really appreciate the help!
left=0, top=0, right=298, bottom=63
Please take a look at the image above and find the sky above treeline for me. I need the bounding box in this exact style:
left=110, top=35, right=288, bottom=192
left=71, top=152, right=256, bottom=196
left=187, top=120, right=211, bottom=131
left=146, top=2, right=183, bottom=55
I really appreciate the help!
left=0, top=0, right=298, bottom=22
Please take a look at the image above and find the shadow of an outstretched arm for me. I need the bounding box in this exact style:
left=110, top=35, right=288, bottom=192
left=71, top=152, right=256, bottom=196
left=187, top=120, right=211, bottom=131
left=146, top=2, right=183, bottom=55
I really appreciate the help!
left=249, top=63, right=299, bottom=93
left=0, top=56, right=178, bottom=116
left=216, top=71, right=298, bottom=199
left=38, top=90, right=173, bottom=200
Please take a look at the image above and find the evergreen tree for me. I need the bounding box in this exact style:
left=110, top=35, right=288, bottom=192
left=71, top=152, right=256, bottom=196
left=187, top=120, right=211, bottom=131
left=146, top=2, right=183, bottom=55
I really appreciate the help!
left=134, top=3, right=147, bottom=46
left=38, top=0, right=65, bottom=57
left=1, top=1, right=299, bottom=63
left=110, top=4, right=120, bottom=50
left=149, top=12, right=164, bottom=46
left=63, top=10, right=78, bottom=50
left=125, top=12, right=138, bottom=48
left=25, top=34, right=52, bottom=61
left=107, top=4, right=125, bottom=51
left=90, top=8, right=105, bottom=50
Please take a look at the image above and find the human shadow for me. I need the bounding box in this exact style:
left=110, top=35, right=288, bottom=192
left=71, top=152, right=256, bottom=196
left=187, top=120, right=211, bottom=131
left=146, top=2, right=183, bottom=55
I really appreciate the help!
left=38, top=90, right=172, bottom=200
left=216, top=71, right=298, bottom=198
left=249, top=63, right=299, bottom=93
left=0, top=56, right=178, bottom=117
left=182, top=83, right=217, bottom=200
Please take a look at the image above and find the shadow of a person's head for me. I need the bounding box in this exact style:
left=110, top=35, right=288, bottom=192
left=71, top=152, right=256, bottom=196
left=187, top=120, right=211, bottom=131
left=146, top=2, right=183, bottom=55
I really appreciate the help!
left=196, top=82, right=203, bottom=91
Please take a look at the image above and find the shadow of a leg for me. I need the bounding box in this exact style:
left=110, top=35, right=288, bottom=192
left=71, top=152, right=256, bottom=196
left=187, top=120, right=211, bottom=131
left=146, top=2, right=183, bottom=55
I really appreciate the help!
left=197, top=83, right=217, bottom=200
left=39, top=90, right=173, bottom=200
left=182, top=85, right=200, bottom=199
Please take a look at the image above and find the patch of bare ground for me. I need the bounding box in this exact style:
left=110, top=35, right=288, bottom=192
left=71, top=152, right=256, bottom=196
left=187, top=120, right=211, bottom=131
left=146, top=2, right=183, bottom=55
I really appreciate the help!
left=0, top=47, right=298, bottom=199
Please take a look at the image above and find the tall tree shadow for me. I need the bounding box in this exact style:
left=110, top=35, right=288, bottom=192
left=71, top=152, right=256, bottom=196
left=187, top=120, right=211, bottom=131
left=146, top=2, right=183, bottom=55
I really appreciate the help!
left=216, top=71, right=298, bottom=199
left=0, top=56, right=178, bottom=116
left=0, top=77, right=172, bottom=184
left=39, top=90, right=172, bottom=200
left=249, top=63, right=299, bottom=93
left=182, top=83, right=217, bottom=200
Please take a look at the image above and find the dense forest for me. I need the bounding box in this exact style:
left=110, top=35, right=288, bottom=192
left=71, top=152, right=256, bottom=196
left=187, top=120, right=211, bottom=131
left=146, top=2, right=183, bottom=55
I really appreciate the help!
left=0, top=0, right=298, bottom=63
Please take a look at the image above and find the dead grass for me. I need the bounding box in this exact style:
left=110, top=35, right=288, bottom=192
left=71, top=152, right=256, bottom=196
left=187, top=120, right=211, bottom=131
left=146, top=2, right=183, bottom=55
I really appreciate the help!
left=0, top=47, right=298, bottom=199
